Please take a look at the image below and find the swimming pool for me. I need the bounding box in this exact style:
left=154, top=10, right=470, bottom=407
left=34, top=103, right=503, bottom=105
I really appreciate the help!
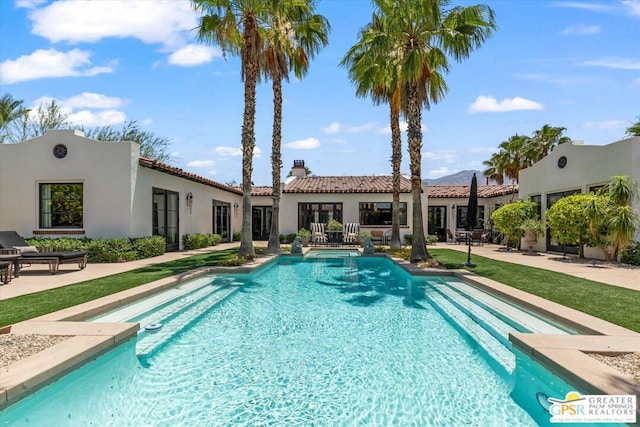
left=0, top=256, right=617, bottom=426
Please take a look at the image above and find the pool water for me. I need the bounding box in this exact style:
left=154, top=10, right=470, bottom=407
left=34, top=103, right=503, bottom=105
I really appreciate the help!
left=0, top=257, right=606, bottom=426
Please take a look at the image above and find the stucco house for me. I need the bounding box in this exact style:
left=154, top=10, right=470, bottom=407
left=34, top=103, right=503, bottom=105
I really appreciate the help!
left=518, top=137, right=640, bottom=257
left=0, top=129, right=518, bottom=251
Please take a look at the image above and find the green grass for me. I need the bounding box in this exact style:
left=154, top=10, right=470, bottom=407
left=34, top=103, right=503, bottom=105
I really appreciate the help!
left=1, top=247, right=638, bottom=333
left=0, top=249, right=239, bottom=327
left=428, top=249, right=640, bottom=333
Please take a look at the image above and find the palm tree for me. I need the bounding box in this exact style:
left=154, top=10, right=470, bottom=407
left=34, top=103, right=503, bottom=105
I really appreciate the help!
left=370, top=0, right=496, bottom=262
left=625, top=116, right=640, bottom=138
left=262, top=2, right=330, bottom=254
left=193, top=0, right=284, bottom=259
left=0, top=93, right=30, bottom=143
left=482, top=154, right=505, bottom=185
left=527, top=124, right=571, bottom=163
left=341, top=13, right=404, bottom=249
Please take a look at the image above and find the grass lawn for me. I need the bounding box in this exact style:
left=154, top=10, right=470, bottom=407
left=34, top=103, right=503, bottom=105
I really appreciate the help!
left=1, top=247, right=638, bottom=333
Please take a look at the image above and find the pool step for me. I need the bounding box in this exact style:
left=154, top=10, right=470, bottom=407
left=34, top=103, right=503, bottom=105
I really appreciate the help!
left=136, top=277, right=243, bottom=362
left=422, top=286, right=515, bottom=374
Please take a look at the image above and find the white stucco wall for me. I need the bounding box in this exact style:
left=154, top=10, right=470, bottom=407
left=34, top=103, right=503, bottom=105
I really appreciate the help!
left=0, top=130, right=136, bottom=238
left=518, top=137, right=640, bottom=255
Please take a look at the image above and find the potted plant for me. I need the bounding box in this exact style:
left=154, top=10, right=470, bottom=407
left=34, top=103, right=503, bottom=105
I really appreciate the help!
left=358, top=231, right=372, bottom=245
left=326, top=219, right=343, bottom=231
left=520, top=218, right=545, bottom=254
left=297, top=228, right=311, bottom=247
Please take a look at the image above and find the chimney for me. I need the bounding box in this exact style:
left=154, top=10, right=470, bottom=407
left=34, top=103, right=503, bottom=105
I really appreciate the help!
left=291, top=159, right=306, bottom=178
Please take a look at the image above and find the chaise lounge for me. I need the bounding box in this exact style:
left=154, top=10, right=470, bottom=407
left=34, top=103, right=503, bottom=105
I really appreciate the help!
left=0, top=231, right=87, bottom=275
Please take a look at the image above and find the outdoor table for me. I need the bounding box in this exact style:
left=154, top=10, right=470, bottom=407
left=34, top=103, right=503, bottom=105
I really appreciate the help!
left=326, top=231, right=343, bottom=246
left=0, top=253, right=21, bottom=278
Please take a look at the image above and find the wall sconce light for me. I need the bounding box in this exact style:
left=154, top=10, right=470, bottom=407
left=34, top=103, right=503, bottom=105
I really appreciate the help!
left=233, top=202, right=239, bottom=216
left=186, top=192, right=193, bottom=214
left=451, top=204, right=456, bottom=211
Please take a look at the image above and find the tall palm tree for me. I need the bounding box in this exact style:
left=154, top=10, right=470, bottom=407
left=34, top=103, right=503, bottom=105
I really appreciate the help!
left=370, top=0, right=496, bottom=262
left=262, top=2, right=330, bottom=254
left=625, top=115, right=640, bottom=138
left=341, top=13, right=404, bottom=249
left=0, top=93, right=30, bottom=143
left=527, top=124, right=570, bottom=163
left=193, top=0, right=285, bottom=259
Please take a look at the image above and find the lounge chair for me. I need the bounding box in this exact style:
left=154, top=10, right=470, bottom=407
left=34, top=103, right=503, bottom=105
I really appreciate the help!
left=0, top=231, right=87, bottom=274
left=310, top=223, right=327, bottom=246
left=370, top=230, right=384, bottom=245
left=342, top=223, right=360, bottom=245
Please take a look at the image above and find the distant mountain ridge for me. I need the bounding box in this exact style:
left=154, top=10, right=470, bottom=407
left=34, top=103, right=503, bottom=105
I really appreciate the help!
left=426, top=170, right=497, bottom=186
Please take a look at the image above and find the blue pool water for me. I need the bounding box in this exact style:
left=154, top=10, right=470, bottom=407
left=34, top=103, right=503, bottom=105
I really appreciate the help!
left=0, top=257, right=612, bottom=426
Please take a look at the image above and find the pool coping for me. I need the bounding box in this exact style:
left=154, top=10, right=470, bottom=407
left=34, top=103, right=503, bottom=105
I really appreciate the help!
left=1, top=252, right=639, bottom=413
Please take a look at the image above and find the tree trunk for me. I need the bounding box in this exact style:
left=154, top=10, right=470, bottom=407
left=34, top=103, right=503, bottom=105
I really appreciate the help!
left=267, top=76, right=283, bottom=253
left=406, top=82, right=429, bottom=262
left=239, top=19, right=258, bottom=260
left=389, top=103, right=402, bottom=249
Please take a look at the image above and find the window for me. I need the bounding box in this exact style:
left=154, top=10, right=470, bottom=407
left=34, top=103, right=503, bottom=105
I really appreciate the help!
left=39, top=183, right=83, bottom=228
left=153, top=188, right=179, bottom=251
left=298, top=203, right=342, bottom=230
left=359, top=202, right=407, bottom=226
left=530, top=195, right=542, bottom=219
left=456, top=205, right=485, bottom=229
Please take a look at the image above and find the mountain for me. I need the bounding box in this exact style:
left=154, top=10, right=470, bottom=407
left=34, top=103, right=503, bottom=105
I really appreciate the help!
left=425, top=170, right=495, bottom=186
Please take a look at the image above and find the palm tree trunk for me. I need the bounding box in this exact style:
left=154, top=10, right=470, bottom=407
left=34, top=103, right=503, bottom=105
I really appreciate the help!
left=239, top=19, right=258, bottom=260
left=407, top=82, right=429, bottom=262
left=389, top=103, right=402, bottom=249
left=267, top=75, right=283, bottom=253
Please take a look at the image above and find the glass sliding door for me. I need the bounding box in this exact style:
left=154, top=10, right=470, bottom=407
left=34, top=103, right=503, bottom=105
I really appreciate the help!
left=427, top=206, right=447, bottom=242
left=252, top=206, right=273, bottom=240
left=152, top=188, right=179, bottom=251
left=212, top=200, right=231, bottom=243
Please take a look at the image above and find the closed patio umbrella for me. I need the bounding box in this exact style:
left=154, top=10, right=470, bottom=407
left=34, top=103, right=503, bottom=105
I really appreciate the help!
left=464, top=173, right=478, bottom=267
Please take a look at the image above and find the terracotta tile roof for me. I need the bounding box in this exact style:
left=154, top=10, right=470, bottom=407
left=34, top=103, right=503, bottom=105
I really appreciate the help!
left=283, top=175, right=412, bottom=193
left=250, top=186, right=274, bottom=197
left=138, top=157, right=241, bottom=195
left=427, top=184, right=518, bottom=198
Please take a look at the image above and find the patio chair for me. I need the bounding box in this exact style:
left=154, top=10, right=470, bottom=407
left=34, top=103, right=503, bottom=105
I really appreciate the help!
left=0, top=231, right=87, bottom=274
left=310, top=223, right=327, bottom=246
left=471, top=229, right=484, bottom=246
left=0, top=260, right=11, bottom=284
left=370, top=230, right=384, bottom=245
left=448, top=229, right=465, bottom=244
left=342, top=223, right=360, bottom=245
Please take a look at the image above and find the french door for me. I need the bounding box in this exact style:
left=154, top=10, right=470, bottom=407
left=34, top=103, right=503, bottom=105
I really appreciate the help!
left=152, top=188, right=179, bottom=251
left=427, top=206, right=447, bottom=242
left=212, top=200, right=231, bottom=243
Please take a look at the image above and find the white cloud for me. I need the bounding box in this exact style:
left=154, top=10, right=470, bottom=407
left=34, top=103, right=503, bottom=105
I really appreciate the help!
left=67, top=109, right=127, bottom=127
left=378, top=121, right=428, bottom=134
left=63, top=92, right=126, bottom=109
left=426, top=167, right=451, bottom=179
left=28, top=0, right=197, bottom=48
left=0, top=48, right=114, bottom=84
left=581, top=57, right=640, bottom=70
left=560, top=23, right=600, bottom=35
left=423, top=151, right=456, bottom=164
left=468, top=96, right=544, bottom=113
left=206, top=169, right=217, bottom=176
left=168, top=45, right=222, bottom=67
left=583, top=120, right=625, bottom=130
left=552, top=2, right=612, bottom=12
left=187, top=160, right=216, bottom=167
left=622, top=0, right=640, bottom=16
left=321, top=121, right=377, bottom=134
left=215, top=146, right=262, bottom=157
left=16, top=0, right=47, bottom=9
left=284, top=137, right=321, bottom=149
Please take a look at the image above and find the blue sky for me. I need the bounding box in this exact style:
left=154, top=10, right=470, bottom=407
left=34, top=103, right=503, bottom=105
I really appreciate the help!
left=1, top=0, right=639, bottom=186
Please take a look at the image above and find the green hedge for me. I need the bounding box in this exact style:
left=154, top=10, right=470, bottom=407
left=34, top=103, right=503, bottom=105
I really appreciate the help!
left=403, top=234, right=439, bottom=245
left=621, top=241, right=640, bottom=266
left=182, top=233, right=222, bottom=250
left=25, top=236, right=166, bottom=263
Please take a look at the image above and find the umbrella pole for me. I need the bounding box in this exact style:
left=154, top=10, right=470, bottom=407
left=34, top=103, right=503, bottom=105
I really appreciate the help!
left=464, top=233, right=476, bottom=268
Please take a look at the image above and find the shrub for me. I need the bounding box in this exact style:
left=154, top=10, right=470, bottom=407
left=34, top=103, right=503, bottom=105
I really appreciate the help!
left=621, top=241, right=640, bottom=265
left=297, top=228, right=311, bottom=237
left=211, top=234, right=222, bottom=246
left=87, top=238, right=137, bottom=263
left=232, top=231, right=242, bottom=242
left=425, top=235, right=439, bottom=245
left=131, top=236, right=165, bottom=258
left=280, top=233, right=297, bottom=244
left=404, top=234, right=413, bottom=245
left=25, top=237, right=89, bottom=252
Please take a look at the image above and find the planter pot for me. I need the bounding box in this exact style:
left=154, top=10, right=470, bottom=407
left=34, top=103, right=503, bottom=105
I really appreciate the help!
left=523, top=230, right=538, bottom=254
left=300, top=236, right=310, bottom=247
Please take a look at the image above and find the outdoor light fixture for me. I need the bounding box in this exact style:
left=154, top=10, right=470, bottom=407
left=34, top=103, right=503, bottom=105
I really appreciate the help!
left=451, top=204, right=456, bottom=211
left=186, top=192, right=193, bottom=214
left=233, top=202, right=239, bottom=215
